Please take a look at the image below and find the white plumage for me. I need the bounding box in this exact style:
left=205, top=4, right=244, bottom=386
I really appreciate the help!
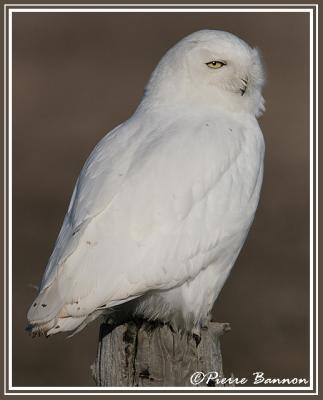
left=27, top=30, right=265, bottom=337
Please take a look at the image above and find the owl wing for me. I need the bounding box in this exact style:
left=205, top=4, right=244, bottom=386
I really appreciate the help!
left=27, top=112, right=263, bottom=333
left=39, top=120, right=140, bottom=289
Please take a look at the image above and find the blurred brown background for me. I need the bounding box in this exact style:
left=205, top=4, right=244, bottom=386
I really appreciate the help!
left=12, top=11, right=310, bottom=386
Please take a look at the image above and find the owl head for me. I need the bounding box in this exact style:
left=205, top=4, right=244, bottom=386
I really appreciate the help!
left=144, top=30, right=266, bottom=117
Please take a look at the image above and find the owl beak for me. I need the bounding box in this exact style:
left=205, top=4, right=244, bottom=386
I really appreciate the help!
left=240, top=77, right=248, bottom=96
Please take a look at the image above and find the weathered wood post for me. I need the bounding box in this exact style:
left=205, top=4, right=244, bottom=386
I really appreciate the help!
left=92, top=319, right=231, bottom=387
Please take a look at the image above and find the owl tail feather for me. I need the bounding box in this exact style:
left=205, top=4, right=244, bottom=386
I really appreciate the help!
left=26, top=315, right=88, bottom=337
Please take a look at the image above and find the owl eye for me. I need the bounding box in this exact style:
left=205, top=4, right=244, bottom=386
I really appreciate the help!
left=206, top=61, right=226, bottom=69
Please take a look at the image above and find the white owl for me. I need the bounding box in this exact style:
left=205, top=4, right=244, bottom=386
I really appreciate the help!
left=27, top=30, right=265, bottom=337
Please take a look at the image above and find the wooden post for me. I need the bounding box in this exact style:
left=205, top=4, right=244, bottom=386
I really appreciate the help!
left=92, top=319, right=231, bottom=387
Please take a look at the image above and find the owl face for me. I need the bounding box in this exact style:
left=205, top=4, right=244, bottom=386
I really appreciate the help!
left=184, top=31, right=265, bottom=99
left=144, top=30, right=266, bottom=117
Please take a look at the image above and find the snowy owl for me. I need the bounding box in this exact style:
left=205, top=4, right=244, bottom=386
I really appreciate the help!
left=27, top=30, right=265, bottom=337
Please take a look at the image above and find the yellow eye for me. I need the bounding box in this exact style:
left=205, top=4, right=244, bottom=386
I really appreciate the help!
left=206, top=61, right=226, bottom=69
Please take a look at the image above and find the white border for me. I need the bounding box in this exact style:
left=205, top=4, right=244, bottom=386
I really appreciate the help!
left=309, top=6, right=313, bottom=394
left=4, top=7, right=316, bottom=12
left=315, top=2, right=319, bottom=395
left=3, top=2, right=7, bottom=396
left=4, top=4, right=318, bottom=396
